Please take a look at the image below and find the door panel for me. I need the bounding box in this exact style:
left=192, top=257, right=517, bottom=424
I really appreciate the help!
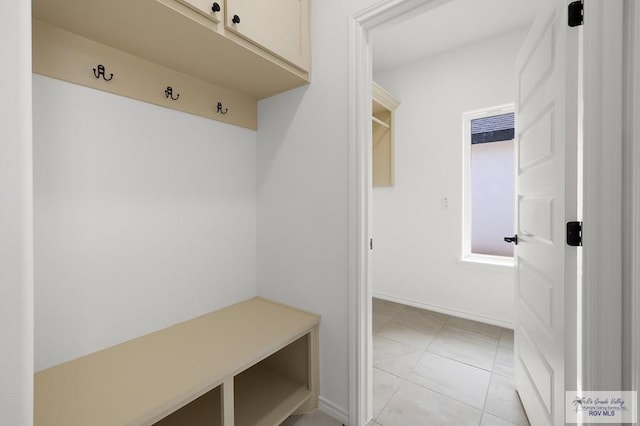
left=519, top=197, right=554, bottom=243
left=514, top=0, right=579, bottom=425
left=519, top=108, right=554, bottom=171
left=518, top=25, right=555, bottom=107
left=519, top=327, right=554, bottom=413
left=518, top=259, right=553, bottom=329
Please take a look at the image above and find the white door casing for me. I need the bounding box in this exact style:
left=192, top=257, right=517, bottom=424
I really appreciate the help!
left=349, top=0, right=625, bottom=424
left=349, top=2, right=453, bottom=423
left=514, top=0, right=580, bottom=425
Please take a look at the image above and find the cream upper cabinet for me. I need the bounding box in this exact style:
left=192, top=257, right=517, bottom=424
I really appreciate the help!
left=177, top=0, right=224, bottom=23
left=225, top=0, right=311, bottom=71
left=32, top=0, right=311, bottom=104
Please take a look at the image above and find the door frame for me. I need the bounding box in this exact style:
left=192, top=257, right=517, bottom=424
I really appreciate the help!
left=627, top=0, right=640, bottom=405
left=581, top=0, right=624, bottom=392
left=348, top=0, right=624, bottom=424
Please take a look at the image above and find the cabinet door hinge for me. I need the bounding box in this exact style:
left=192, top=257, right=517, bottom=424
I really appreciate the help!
left=567, top=221, right=583, bottom=246
left=568, top=0, right=584, bottom=27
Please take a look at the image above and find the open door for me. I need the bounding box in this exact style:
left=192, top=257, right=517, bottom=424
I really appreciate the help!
left=512, top=0, right=580, bottom=425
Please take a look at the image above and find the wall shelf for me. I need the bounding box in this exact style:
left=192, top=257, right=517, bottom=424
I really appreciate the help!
left=32, top=0, right=312, bottom=129
left=372, top=115, right=391, bottom=129
left=372, top=82, right=400, bottom=187
left=32, top=20, right=258, bottom=130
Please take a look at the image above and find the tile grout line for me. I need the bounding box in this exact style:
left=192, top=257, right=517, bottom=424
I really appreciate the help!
left=477, top=329, right=503, bottom=424
left=391, top=311, right=488, bottom=420
left=401, top=369, right=488, bottom=415
left=373, top=300, right=521, bottom=425
left=372, top=366, right=404, bottom=425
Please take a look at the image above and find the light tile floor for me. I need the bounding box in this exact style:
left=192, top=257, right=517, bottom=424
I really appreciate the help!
left=280, top=298, right=529, bottom=426
left=372, top=298, right=530, bottom=426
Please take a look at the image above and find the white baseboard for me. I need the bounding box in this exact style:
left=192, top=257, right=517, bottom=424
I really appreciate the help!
left=318, top=396, right=349, bottom=425
left=372, top=291, right=514, bottom=329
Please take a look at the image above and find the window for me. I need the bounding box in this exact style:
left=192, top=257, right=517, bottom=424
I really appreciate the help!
left=462, top=105, right=515, bottom=264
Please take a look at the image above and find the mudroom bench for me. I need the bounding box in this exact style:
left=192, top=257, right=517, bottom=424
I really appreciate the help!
left=34, top=297, right=320, bottom=426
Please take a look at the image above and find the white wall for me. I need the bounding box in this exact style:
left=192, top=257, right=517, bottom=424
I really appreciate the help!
left=256, top=0, right=378, bottom=419
left=371, top=29, right=528, bottom=326
left=33, top=76, right=257, bottom=371
left=0, top=2, right=33, bottom=424
left=29, top=0, right=380, bottom=418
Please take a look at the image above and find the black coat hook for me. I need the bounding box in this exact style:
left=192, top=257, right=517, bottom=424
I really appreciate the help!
left=217, top=102, right=228, bottom=114
left=165, top=86, right=180, bottom=100
left=93, top=64, right=113, bottom=81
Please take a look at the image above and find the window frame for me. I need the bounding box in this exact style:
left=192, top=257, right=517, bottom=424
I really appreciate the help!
left=461, top=103, right=516, bottom=267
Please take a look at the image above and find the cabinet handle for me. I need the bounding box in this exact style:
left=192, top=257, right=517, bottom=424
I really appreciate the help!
left=232, top=14, right=241, bottom=24
left=211, top=2, right=220, bottom=12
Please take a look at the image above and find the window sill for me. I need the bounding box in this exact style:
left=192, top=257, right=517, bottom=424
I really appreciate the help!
left=458, top=254, right=514, bottom=270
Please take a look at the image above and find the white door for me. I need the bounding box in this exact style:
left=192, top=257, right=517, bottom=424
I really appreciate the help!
left=513, top=0, right=580, bottom=425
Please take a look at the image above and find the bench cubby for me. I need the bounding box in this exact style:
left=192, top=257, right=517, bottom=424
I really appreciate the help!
left=35, top=298, right=320, bottom=426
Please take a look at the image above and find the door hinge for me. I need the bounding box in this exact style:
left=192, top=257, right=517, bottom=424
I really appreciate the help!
left=568, top=0, right=584, bottom=27
left=567, top=221, right=583, bottom=246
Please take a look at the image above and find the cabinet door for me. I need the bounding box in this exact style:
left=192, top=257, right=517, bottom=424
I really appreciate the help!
left=225, top=0, right=310, bottom=71
left=177, top=0, right=224, bottom=23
